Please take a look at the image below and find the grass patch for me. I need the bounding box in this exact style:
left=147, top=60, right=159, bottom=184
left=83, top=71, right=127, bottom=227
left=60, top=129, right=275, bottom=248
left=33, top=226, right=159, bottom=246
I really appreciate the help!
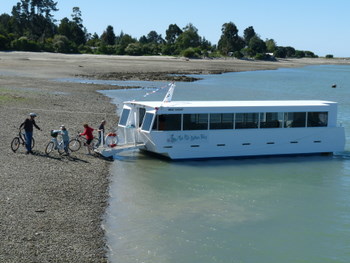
left=0, top=94, right=26, bottom=103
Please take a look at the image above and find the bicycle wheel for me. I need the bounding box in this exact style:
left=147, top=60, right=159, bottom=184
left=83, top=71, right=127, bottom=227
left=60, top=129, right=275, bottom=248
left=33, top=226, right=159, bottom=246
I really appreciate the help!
left=57, top=143, right=66, bottom=155
left=45, top=141, right=55, bottom=155
left=11, top=137, right=20, bottom=152
left=90, top=138, right=99, bottom=150
left=69, top=139, right=81, bottom=152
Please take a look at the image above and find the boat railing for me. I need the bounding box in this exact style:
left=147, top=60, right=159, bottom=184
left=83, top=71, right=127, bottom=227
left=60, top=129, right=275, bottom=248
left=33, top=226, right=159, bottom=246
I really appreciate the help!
left=118, top=125, right=139, bottom=146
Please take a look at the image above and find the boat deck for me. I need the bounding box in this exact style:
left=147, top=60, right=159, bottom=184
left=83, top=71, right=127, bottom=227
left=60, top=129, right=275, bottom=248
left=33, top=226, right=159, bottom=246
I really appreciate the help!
left=94, top=143, right=146, bottom=158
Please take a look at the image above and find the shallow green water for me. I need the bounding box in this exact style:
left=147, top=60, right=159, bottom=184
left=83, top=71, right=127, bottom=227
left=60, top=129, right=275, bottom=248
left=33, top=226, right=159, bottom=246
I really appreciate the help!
left=102, top=65, right=350, bottom=263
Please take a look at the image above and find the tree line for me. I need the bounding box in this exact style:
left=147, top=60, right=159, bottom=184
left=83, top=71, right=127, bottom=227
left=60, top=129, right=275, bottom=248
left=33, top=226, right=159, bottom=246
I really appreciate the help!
left=0, top=0, right=323, bottom=59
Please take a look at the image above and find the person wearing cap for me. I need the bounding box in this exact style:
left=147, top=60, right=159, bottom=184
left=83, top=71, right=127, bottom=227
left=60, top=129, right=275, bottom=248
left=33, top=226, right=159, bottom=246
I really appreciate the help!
left=19, top=113, right=41, bottom=154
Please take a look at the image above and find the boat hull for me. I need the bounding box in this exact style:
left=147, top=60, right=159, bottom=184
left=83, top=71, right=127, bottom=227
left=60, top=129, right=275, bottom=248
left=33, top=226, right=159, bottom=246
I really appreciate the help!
left=140, top=127, right=345, bottom=160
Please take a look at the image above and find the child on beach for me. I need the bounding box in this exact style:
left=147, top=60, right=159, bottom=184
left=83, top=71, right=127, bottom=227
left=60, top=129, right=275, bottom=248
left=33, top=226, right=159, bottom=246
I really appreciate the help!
left=80, top=123, right=94, bottom=154
left=51, top=125, right=70, bottom=155
left=60, top=125, right=70, bottom=154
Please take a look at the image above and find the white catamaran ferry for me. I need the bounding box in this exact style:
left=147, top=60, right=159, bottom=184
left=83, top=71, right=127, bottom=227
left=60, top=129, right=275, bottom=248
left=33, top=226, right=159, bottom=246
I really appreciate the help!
left=98, top=83, right=345, bottom=159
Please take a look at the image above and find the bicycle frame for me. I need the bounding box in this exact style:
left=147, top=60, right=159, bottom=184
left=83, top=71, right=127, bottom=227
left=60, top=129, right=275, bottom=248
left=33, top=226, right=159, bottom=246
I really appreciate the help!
left=52, top=137, right=65, bottom=149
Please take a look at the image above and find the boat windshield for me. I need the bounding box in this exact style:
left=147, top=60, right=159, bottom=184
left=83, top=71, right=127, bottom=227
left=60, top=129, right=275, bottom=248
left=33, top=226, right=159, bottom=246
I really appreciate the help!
left=119, top=108, right=130, bottom=126
left=141, top=112, right=155, bottom=132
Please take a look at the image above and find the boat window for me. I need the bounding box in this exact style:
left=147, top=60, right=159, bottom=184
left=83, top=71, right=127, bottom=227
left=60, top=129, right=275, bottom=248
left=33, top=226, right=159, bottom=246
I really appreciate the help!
left=183, top=114, right=208, bottom=130
left=235, top=113, right=259, bottom=129
left=260, top=112, right=283, bottom=128
left=138, top=108, right=146, bottom=127
left=210, top=113, right=234, bottom=129
left=155, top=114, right=182, bottom=131
left=119, top=108, right=130, bottom=126
left=152, top=115, right=158, bottom=130
left=307, top=112, right=328, bottom=127
left=141, top=112, right=155, bottom=131
left=284, top=112, right=306, bottom=128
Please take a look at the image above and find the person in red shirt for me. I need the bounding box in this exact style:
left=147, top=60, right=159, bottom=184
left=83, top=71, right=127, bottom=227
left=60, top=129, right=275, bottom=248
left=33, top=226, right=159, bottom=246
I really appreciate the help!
left=80, top=124, right=94, bottom=154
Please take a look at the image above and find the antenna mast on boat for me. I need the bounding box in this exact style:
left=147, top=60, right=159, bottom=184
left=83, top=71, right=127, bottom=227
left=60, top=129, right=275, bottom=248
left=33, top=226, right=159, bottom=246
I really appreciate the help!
left=162, top=82, right=176, bottom=104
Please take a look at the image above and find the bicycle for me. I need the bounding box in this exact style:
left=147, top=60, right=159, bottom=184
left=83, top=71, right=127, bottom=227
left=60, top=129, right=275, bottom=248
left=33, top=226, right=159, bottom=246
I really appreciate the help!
left=11, top=128, right=35, bottom=152
left=68, top=131, right=98, bottom=152
left=45, top=131, right=69, bottom=155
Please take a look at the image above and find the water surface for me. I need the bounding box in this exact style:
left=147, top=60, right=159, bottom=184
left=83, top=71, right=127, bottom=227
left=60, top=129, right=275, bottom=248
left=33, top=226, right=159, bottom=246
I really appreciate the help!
left=101, top=65, right=350, bottom=263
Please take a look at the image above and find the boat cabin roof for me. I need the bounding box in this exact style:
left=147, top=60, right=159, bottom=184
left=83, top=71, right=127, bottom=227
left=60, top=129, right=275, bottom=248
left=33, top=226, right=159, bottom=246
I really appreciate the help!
left=125, top=100, right=336, bottom=110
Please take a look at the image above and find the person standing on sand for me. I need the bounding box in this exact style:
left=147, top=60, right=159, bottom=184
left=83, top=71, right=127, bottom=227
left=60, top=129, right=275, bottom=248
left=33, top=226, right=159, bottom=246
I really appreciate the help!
left=80, top=124, right=94, bottom=154
left=60, top=125, right=70, bottom=154
left=19, top=113, right=41, bottom=154
left=97, top=120, right=106, bottom=147
left=56, top=125, right=70, bottom=155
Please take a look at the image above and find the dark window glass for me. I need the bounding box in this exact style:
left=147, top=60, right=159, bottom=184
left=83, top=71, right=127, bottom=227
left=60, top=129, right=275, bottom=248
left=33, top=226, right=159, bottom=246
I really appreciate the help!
left=210, top=113, right=234, bottom=129
left=235, top=113, right=259, bottom=129
left=156, top=114, right=182, bottom=131
left=138, top=108, right=146, bottom=127
left=307, top=112, right=328, bottom=127
left=260, top=112, right=283, bottom=128
left=285, top=112, right=306, bottom=128
left=183, top=114, right=208, bottom=130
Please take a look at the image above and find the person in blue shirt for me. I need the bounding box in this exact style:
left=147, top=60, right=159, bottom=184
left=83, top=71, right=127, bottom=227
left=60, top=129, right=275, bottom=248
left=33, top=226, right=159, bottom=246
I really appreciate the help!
left=60, top=125, right=70, bottom=155
left=52, top=125, right=70, bottom=155
left=19, top=113, right=41, bottom=154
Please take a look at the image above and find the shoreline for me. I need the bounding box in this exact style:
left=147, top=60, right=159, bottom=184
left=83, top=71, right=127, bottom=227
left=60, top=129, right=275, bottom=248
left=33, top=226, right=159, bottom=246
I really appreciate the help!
left=1, top=52, right=349, bottom=262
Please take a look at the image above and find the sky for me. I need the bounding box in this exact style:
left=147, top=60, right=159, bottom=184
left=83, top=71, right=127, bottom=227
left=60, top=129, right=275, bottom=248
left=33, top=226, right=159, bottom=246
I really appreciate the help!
left=1, top=0, right=350, bottom=57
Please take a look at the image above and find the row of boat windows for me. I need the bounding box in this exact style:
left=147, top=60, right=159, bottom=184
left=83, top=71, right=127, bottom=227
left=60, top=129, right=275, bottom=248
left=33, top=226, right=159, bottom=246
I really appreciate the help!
left=118, top=109, right=328, bottom=131
left=148, top=112, right=328, bottom=131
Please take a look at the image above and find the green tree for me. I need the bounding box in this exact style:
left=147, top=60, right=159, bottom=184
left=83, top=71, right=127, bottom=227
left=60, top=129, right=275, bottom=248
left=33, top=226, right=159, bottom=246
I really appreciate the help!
left=57, top=7, right=86, bottom=46
left=165, top=24, right=182, bottom=44
left=71, top=7, right=83, bottom=27
left=181, top=47, right=201, bottom=58
left=147, top=30, right=164, bottom=44
left=248, top=36, right=266, bottom=55
left=0, top=34, right=10, bottom=50
left=57, top=16, right=86, bottom=46
left=142, top=43, right=160, bottom=55
left=285, top=46, right=296, bottom=57
left=125, top=42, right=143, bottom=55
left=139, top=30, right=164, bottom=44
left=243, top=26, right=256, bottom=45
left=11, top=36, right=40, bottom=51
left=200, top=37, right=212, bottom=51
left=52, top=34, right=76, bottom=53
left=115, top=33, right=136, bottom=55
left=218, top=22, right=245, bottom=56
left=101, top=25, right=116, bottom=45
left=273, top=46, right=287, bottom=58
left=305, top=51, right=317, bottom=58
left=11, top=0, right=58, bottom=40
left=0, top=13, right=14, bottom=35
left=295, top=50, right=305, bottom=58
left=86, top=32, right=99, bottom=47
left=175, top=23, right=201, bottom=52
left=265, top=39, right=277, bottom=53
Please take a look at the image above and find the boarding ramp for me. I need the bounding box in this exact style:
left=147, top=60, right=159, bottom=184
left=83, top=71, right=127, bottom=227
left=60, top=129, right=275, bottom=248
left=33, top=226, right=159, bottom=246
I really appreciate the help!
left=94, top=127, right=145, bottom=158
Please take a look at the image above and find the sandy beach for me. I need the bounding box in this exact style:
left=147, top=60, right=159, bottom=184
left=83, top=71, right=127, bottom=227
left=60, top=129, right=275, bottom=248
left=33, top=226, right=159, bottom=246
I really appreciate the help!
left=1, top=52, right=349, bottom=262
